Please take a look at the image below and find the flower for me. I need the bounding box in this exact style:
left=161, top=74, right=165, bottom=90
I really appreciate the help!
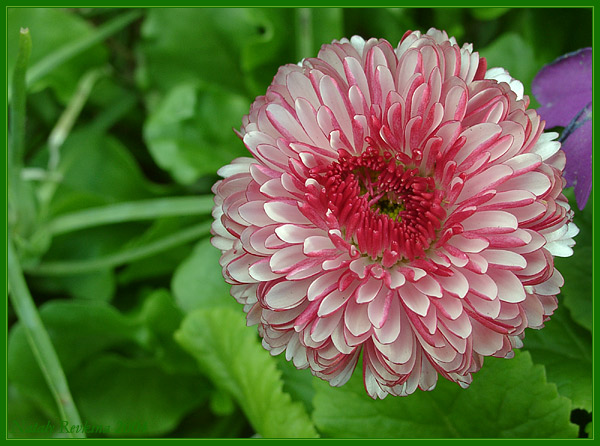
left=532, top=48, right=592, bottom=210
left=211, top=29, right=577, bottom=398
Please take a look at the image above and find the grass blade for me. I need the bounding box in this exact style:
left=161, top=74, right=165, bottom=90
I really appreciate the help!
left=8, top=239, right=85, bottom=438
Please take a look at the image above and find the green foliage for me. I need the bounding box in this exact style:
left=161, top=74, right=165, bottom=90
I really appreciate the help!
left=556, top=189, right=593, bottom=332
left=172, top=237, right=236, bottom=313
left=70, top=355, right=207, bottom=437
left=7, top=8, right=108, bottom=102
left=8, top=300, right=139, bottom=417
left=45, top=129, right=157, bottom=216
left=480, top=33, right=537, bottom=92
left=175, top=307, right=319, bottom=438
left=523, top=305, right=592, bottom=412
left=7, top=7, right=592, bottom=439
left=143, top=83, right=250, bottom=185
left=313, top=351, right=578, bottom=438
left=8, top=383, right=61, bottom=439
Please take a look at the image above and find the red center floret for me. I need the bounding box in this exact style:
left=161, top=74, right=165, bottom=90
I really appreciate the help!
left=311, top=145, right=447, bottom=267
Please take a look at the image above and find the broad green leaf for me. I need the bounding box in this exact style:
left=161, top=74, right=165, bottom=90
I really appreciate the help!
left=209, top=389, right=236, bottom=417
left=135, top=288, right=200, bottom=374
left=480, top=32, right=537, bottom=95
left=313, top=351, right=577, bottom=438
left=7, top=8, right=108, bottom=102
left=523, top=304, right=592, bottom=411
left=555, top=189, right=592, bottom=332
left=7, top=300, right=138, bottom=417
left=70, top=354, right=208, bottom=437
left=239, top=8, right=294, bottom=96
left=277, top=355, right=318, bottom=414
left=137, top=8, right=287, bottom=96
left=48, top=129, right=157, bottom=216
left=33, top=269, right=115, bottom=302
left=143, top=82, right=250, bottom=185
left=175, top=307, right=319, bottom=438
left=172, top=237, right=236, bottom=313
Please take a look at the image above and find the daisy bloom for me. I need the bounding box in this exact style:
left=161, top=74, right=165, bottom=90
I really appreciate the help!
left=211, top=28, right=578, bottom=398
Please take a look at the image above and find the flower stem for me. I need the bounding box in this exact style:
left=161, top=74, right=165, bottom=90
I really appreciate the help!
left=295, top=8, right=314, bottom=61
left=27, top=221, right=212, bottom=276
left=46, top=196, right=214, bottom=236
left=47, top=66, right=110, bottom=171
left=9, top=28, right=31, bottom=171
left=7, top=239, right=85, bottom=438
left=9, top=28, right=38, bottom=245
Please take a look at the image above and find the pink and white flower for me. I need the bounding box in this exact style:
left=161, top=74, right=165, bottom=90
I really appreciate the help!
left=211, top=28, right=577, bottom=398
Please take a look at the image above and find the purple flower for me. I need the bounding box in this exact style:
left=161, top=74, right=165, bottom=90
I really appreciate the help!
left=532, top=48, right=592, bottom=210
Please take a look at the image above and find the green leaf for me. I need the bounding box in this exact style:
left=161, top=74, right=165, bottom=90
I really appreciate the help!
left=480, top=32, right=537, bottom=94
left=135, top=288, right=200, bottom=374
left=7, top=8, right=108, bottom=103
left=172, top=237, right=237, bottom=313
left=30, top=222, right=143, bottom=298
left=33, top=269, right=116, bottom=302
left=523, top=304, right=592, bottom=411
left=239, top=8, right=294, bottom=95
left=175, top=307, right=319, bottom=438
left=433, top=8, right=466, bottom=42
left=515, top=9, right=593, bottom=71
left=276, top=355, right=318, bottom=415
left=7, top=300, right=138, bottom=417
left=29, top=222, right=211, bottom=276
left=137, top=8, right=284, bottom=96
left=169, top=406, right=252, bottom=438
left=47, top=129, right=157, bottom=216
left=143, top=82, right=250, bottom=185
left=70, top=354, right=208, bottom=437
left=470, top=8, right=510, bottom=21
left=209, top=389, right=236, bottom=417
left=294, top=8, right=344, bottom=61
left=7, top=383, right=60, bottom=438
left=117, top=245, right=192, bottom=286
left=555, top=189, right=592, bottom=332
left=311, top=9, right=344, bottom=52
left=313, top=351, right=577, bottom=438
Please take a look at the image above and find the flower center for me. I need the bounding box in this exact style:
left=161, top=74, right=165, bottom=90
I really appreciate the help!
left=312, top=145, right=446, bottom=266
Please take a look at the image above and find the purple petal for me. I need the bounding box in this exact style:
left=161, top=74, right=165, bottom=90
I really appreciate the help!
left=562, top=118, right=592, bottom=210
left=532, top=48, right=592, bottom=128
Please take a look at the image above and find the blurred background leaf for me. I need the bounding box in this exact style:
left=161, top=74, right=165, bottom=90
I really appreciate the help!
left=7, top=8, right=108, bottom=103
left=143, top=82, right=251, bottom=185
left=172, top=237, right=237, bottom=313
